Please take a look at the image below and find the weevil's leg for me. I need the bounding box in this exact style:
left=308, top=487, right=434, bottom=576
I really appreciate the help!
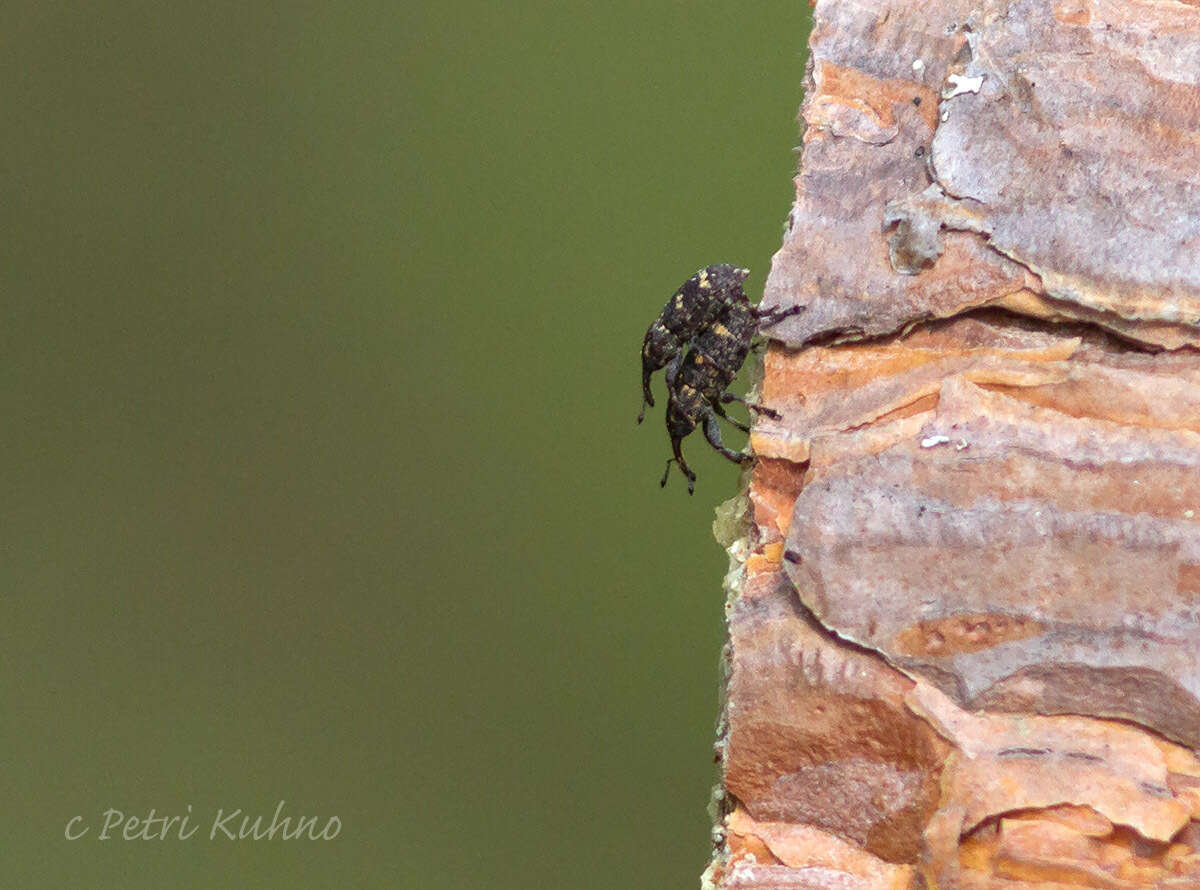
left=755, top=303, right=805, bottom=327
left=660, top=437, right=697, bottom=494
left=720, top=392, right=781, bottom=421
left=712, top=400, right=751, bottom=433
left=638, top=366, right=655, bottom=424
left=702, top=409, right=752, bottom=465
left=640, top=353, right=683, bottom=424
left=663, top=352, right=683, bottom=391
left=637, top=398, right=650, bottom=424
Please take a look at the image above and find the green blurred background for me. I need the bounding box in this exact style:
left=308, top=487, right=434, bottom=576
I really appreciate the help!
left=4, top=3, right=810, bottom=887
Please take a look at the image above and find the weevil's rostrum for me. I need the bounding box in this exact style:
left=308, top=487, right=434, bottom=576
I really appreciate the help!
left=638, top=265, right=803, bottom=494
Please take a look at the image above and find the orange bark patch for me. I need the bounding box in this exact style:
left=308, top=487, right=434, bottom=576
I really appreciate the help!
left=893, top=613, right=1046, bottom=657
left=810, top=60, right=939, bottom=137
left=749, top=457, right=807, bottom=540
left=1177, top=564, right=1200, bottom=600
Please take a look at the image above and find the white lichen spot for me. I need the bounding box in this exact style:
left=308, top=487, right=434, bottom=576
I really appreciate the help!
left=940, top=109, right=949, bottom=122
left=942, top=73, right=985, bottom=99
left=921, top=435, right=951, bottom=448
left=1186, top=510, right=1195, bottom=519
left=955, top=439, right=970, bottom=451
left=912, top=59, right=926, bottom=74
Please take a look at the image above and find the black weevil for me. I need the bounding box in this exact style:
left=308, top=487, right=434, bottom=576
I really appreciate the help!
left=658, top=291, right=802, bottom=493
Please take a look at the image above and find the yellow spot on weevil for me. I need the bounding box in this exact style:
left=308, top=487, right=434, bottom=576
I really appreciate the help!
left=698, top=270, right=710, bottom=289
left=711, top=323, right=730, bottom=337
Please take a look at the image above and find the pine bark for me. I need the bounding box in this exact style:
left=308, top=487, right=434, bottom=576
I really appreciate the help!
left=706, top=2, right=1200, bottom=888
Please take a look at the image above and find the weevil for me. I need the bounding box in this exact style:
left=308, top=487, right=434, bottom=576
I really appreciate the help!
left=637, top=264, right=750, bottom=424
left=659, top=297, right=803, bottom=494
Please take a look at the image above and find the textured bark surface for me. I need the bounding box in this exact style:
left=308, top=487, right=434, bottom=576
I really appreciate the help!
left=705, top=2, right=1200, bottom=888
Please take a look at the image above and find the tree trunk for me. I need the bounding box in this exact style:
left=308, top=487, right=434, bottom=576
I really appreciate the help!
left=706, top=1, right=1200, bottom=888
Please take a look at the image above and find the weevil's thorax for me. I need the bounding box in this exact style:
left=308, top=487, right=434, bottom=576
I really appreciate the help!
left=692, top=300, right=757, bottom=379
left=675, top=348, right=725, bottom=403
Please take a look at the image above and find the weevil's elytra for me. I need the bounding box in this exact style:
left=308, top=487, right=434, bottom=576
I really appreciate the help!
left=638, top=264, right=750, bottom=424
left=638, top=263, right=804, bottom=493
left=660, top=299, right=758, bottom=493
